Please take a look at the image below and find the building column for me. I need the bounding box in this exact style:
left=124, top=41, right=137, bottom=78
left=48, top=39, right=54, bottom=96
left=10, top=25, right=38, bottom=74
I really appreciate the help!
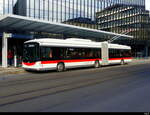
left=145, top=46, right=149, bottom=58
left=2, top=32, right=11, bottom=68
left=14, top=46, right=17, bottom=67
left=148, top=46, right=150, bottom=57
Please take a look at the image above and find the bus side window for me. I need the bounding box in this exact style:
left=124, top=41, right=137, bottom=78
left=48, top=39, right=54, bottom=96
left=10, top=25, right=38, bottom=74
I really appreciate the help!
left=41, top=47, right=53, bottom=60
left=49, top=50, right=53, bottom=58
left=94, top=49, right=101, bottom=58
left=52, top=47, right=65, bottom=60
left=109, top=49, right=114, bottom=58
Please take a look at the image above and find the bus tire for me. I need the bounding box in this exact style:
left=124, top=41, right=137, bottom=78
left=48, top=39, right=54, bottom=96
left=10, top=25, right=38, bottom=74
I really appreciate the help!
left=121, top=60, right=125, bottom=65
left=94, top=60, right=100, bottom=68
left=57, top=63, right=65, bottom=72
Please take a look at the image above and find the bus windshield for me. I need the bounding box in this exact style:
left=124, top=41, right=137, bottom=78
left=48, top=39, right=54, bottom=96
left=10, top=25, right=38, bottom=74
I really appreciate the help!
left=23, top=43, right=39, bottom=62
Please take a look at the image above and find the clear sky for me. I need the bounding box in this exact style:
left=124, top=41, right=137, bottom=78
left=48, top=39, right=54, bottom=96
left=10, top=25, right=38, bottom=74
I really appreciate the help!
left=146, top=0, right=150, bottom=10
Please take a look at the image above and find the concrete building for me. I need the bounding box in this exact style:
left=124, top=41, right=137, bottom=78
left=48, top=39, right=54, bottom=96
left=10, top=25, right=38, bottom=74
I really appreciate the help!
left=96, top=4, right=150, bottom=57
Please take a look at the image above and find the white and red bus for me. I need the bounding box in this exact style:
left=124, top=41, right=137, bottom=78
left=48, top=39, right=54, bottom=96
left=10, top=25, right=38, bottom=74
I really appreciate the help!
left=22, top=38, right=132, bottom=71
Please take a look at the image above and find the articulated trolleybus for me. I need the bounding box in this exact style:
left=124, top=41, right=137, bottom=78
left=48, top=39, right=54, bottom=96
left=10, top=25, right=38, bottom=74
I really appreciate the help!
left=22, top=38, right=132, bottom=71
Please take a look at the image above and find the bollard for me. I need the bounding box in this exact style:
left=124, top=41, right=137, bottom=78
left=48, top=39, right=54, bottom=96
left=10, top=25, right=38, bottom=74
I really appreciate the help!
left=14, top=55, right=17, bottom=67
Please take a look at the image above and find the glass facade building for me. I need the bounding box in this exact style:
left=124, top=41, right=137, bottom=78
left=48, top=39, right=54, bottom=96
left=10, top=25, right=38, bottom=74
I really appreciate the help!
left=96, top=4, right=150, bottom=56
left=0, top=0, right=146, bottom=29
left=0, top=0, right=149, bottom=59
left=96, top=4, right=150, bottom=40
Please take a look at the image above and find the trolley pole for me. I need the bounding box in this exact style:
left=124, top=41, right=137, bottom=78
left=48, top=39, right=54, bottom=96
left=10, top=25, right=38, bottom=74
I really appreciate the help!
left=108, top=31, right=132, bottom=43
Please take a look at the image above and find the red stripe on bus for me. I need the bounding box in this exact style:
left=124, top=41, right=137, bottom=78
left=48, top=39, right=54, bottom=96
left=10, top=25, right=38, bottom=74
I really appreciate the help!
left=41, top=60, right=61, bottom=64
left=109, top=57, right=132, bottom=60
left=23, top=57, right=132, bottom=66
left=23, top=62, right=36, bottom=66
left=41, top=59, right=102, bottom=64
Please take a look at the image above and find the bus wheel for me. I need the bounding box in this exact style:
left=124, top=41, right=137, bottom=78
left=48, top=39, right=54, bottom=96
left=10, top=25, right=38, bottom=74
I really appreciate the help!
left=57, top=63, right=65, bottom=72
left=121, top=60, right=125, bottom=65
left=94, top=61, right=100, bottom=68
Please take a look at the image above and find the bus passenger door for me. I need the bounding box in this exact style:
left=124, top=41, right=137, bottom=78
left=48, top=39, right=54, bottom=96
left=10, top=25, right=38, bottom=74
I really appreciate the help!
left=101, top=42, right=109, bottom=65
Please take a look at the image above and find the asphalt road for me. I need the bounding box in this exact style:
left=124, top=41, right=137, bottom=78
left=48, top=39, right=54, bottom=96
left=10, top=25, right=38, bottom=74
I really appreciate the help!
left=0, top=62, right=150, bottom=112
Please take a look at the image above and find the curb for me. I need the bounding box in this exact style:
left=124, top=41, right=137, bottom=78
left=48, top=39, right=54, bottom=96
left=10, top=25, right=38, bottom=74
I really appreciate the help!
left=0, top=58, right=150, bottom=75
left=0, top=67, right=26, bottom=75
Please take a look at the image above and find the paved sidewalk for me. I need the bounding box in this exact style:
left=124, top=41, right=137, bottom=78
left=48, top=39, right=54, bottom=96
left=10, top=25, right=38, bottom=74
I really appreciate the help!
left=132, top=58, right=150, bottom=64
left=0, top=58, right=149, bottom=75
left=0, top=66, right=26, bottom=75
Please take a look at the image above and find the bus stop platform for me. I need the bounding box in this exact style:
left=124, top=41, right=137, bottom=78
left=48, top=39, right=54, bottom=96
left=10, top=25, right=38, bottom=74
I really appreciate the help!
left=132, top=58, right=150, bottom=64
left=0, top=67, right=26, bottom=75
